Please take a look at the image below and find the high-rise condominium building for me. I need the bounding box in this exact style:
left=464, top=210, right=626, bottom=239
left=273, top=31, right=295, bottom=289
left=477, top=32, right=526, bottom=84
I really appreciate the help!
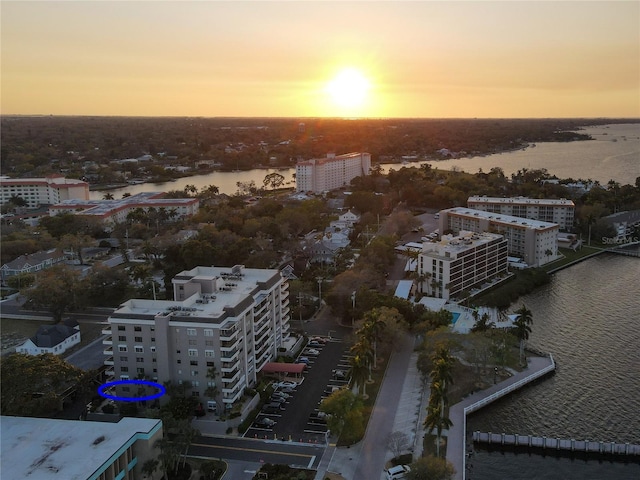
left=0, top=174, right=89, bottom=208
left=418, top=231, right=508, bottom=300
left=104, top=265, right=290, bottom=411
left=439, top=208, right=560, bottom=267
left=467, top=196, right=575, bottom=231
left=295, top=152, right=371, bottom=193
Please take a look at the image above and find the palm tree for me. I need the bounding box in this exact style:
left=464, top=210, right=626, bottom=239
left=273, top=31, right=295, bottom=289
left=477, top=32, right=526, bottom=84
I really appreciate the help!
left=471, top=312, right=495, bottom=333
left=424, top=344, right=456, bottom=457
left=348, top=344, right=371, bottom=396
left=513, top=304, right=533, bottom=366
left=358, top=308, right=388, bottom=368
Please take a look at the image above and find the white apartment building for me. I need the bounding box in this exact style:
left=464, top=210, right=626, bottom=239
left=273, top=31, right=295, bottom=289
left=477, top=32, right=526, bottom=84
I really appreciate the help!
left=0, top=174, right=89, bottom=208
left=467, top=195, right=575, bottom=231
left=104, top=265, right=290, bottom=410
left=49, top=192, right=199, bottom=230
left=439, top=208, right=560, bottom=267
left=418, top=231, right=508, bottom=300
left=295, top=152, right=371, bottom=193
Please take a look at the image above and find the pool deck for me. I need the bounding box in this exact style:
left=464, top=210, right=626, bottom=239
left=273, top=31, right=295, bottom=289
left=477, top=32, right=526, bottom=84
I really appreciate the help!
left=446, top=355, right=556, bottom=480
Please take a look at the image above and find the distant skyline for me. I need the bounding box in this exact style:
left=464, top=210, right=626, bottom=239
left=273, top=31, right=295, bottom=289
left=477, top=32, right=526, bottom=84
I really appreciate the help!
left=1, top=1, right=639, bottom=118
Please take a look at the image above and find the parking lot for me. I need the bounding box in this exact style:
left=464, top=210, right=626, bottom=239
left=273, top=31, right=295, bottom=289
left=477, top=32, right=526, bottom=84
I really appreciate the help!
left=244, top=335, right=351, bottom=443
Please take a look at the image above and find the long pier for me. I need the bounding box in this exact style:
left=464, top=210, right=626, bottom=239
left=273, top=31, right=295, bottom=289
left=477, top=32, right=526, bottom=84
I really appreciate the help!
left=473, top=432, right=640, bottom=456
left=446, top=355, right=556, bottom=480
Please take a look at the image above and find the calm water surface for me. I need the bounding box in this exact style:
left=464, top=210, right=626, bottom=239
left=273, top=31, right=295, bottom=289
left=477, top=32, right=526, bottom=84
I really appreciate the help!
left=90, top=123, right=640, bottom=199
left=467, top=254, right=640, bottom=479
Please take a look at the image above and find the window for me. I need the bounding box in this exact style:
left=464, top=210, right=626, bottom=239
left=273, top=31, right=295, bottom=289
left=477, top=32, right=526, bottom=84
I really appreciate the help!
left=118, top=336, right=126, bottom=341
left=122, top=386, right=130, bottom=392
left=150, top=346, right=156, bottom=353
left=191, top=370, right=199, bottom=376
left=134, top=326, right=142, bottom=332
left=207, top=380, right=216, bottom=387
left=206, top=361, right=215, bottom=367
left=121, top=366, right=129, bottom=372
left=152, top=358, right=157, bottom=363
left=120, top=375, right=129, bottom=380
left=192, top=381, right=200, bottom=387
left=187, top=328, right=196, bottom=336
left=118, top=326, right=125, bottom=331
left=189, top=339, right=197, bottom=346
left=190, top=360, right=198, bottom=366
left=136, top=357, right=144, bottom=363
left=151, top=337, right=155, bottom=342
left=177, top=359, right=182, bottom=364
left=205, top=340, right=214, bottom=347
left=192, top=391, right=200, bottom=397
left=118, top=346, right=127, bottom=352
left=204, top=329, right=213, bottom=337
left=137, top=368, right=145, bottom=374
left=135, top=336, right=143, bottom=342
left=119, top=356, right=128, bottom=362
left=188, top=349, right=198, bottom=357
left=135, top=346, right=144, bottom=353
left=205, top=350, right=215, bottom=358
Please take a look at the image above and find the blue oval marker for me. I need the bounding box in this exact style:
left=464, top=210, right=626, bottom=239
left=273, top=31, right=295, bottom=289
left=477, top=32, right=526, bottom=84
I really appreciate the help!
left=98, top=379, right=166, bottom=402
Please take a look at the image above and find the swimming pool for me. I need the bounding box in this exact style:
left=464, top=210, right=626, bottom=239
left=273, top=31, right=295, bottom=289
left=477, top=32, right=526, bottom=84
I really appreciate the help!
left=451, top=312, right=461, bottom=324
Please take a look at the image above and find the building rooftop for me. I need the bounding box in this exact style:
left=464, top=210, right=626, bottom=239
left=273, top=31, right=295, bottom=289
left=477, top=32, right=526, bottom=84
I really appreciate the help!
left=468, top=195, right=574, bottom=206
left=446, top=207, right=558, bottom=230
left=50, top=192, right=198, bottom=218
left=112, top=266, right=282, bottom=324
left=0, top=416, right=161, bottom=480
left=421, top=231, right=504, bottom=259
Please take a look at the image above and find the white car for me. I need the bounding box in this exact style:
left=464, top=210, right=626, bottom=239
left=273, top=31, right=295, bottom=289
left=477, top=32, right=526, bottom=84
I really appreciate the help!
left=385, top=464, right=411, bottom=480
left=273, top=381, right=297, bottom=390
left=303, top=348, right=320, bottom=356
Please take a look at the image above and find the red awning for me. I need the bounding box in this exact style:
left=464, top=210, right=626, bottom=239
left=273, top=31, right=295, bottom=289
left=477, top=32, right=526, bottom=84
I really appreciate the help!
left=260, top=362, right=305, bottom=374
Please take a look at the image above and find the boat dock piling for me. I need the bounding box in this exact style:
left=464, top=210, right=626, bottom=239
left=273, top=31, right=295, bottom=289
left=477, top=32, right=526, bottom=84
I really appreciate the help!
left=473, top=431, right=640, bottom=456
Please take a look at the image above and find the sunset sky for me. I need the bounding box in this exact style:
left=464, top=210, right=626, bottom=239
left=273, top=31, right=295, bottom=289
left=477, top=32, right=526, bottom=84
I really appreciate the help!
left=2, top=1, right=638, bottom=118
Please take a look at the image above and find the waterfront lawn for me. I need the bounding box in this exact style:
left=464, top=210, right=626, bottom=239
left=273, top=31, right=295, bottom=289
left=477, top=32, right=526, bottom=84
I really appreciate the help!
left=542, top=246, right=603, bottom=272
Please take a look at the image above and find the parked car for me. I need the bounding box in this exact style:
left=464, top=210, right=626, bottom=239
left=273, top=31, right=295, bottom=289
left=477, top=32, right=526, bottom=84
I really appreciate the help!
left=262, top=402, right=284, bottom=414
left=273, top=381, right=297, bottom=390
left=303, top=348, right=320, bottom=356
left=332, top=369, right=347, bottom=380
left=310, top=336, right=327, bottom=343
left=271, top=391, right=290, bottom=399
left=308, top=341, right=322, bottom=348
left=296, top=356, right=311, bottom=364
left=255, top=417, right=276, bottom=428
left=385, top=465, right=411, bottom=480
left=269, top=396, right=287, bottom=404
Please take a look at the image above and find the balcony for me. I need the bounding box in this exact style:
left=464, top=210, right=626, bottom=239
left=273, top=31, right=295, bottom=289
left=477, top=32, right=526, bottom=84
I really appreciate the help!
left=105, top=368, right=115, bottom=377
left=220, top=327, right=239, bottom=342
left=220, top=348, right=240, bottom=362
left=104, top=356, right=114, bottom=366
left=282, top=297, right=290, bottom=309
left=221, top=361, right=239, bottom=373
left=101, top=327, right=112, bottom=335
left=221, top=369, right=241, bottom=384
left=103, top=347, right=113, bottom=356
left=220, top=337, right=240, bottom=352
left=102, top=336, right=113, bottom=346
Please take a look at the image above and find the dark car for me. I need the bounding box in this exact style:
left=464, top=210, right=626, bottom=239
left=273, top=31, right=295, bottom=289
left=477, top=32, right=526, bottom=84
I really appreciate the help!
left=262, top=402, right=284, bottom=414
left=255, top=417, right=276, bottom=428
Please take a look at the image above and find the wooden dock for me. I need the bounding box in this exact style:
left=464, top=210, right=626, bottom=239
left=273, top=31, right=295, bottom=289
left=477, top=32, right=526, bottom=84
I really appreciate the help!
left=473, top=431, right=640, bottom=456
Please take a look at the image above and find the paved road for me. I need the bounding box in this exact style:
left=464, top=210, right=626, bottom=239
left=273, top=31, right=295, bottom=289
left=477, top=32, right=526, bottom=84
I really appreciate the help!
left=189, top=435, right=325, bottom=469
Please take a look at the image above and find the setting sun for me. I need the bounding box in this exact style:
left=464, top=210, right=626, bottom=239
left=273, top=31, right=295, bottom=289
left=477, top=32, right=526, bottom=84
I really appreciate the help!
left=325, top=68, right=371, bottom=110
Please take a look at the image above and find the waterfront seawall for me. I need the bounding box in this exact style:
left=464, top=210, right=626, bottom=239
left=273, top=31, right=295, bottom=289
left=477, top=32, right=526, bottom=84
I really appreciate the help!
left=446, top=355, right=556, bottom=480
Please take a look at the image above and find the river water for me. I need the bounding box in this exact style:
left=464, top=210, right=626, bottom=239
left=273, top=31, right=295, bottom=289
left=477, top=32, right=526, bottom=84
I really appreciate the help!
left=89, top=123, right=639, bottom=199
left=467, top=252, right=640, bottom=479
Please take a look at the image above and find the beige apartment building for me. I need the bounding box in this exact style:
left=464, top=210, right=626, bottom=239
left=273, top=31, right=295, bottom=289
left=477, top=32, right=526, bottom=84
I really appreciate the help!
left=0, top=174, right=89, bottom=208
left=439, top=207, right=560, bottom=267
left=103, top=265, right=290, bottom=411
left=467, top=195, right=575, bottom=231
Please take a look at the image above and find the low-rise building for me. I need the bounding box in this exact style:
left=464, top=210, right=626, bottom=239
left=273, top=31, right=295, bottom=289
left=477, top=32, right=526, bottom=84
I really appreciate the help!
left=0, top=248, right=66, bottom=286
left=467, top=195, right=575, bottom=231
left=104, top=265, right=290, bottom=411
left=439, top=207, right=560, bottom=267
left=17, top=319, right=81, bottom=355
left=49, top=192, right=199, bottom=231
left=417, top=231, right=508, bottom=300
left=0, top=416, right=162, bottom=480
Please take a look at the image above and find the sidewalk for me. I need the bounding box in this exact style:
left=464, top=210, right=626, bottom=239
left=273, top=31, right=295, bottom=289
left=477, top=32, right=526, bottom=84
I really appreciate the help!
left=316, top=335, right=427, bottom=480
